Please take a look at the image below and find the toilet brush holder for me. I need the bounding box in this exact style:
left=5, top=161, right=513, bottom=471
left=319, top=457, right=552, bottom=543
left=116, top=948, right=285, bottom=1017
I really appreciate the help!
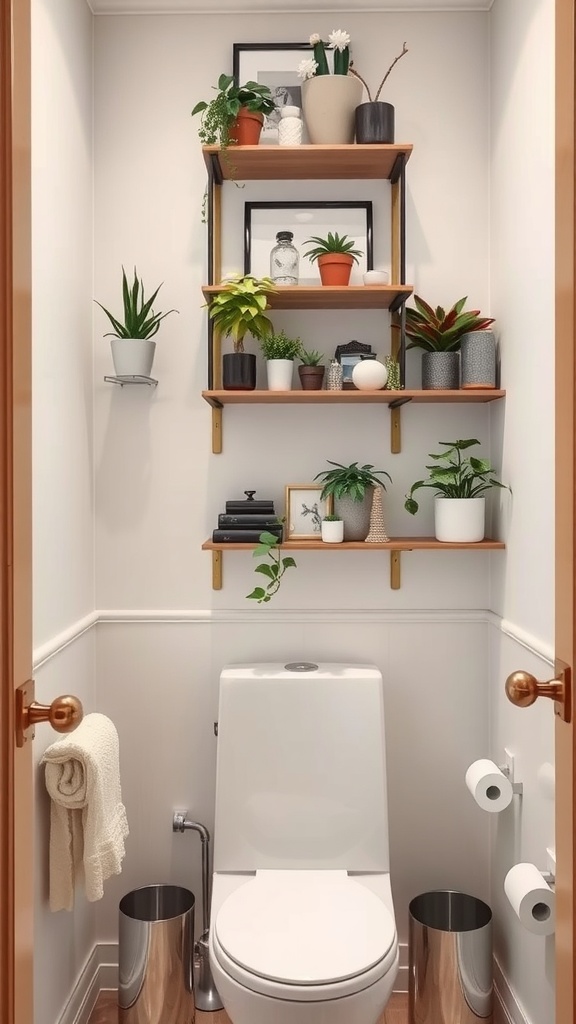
left=173, top=811, right=224, bottom=1011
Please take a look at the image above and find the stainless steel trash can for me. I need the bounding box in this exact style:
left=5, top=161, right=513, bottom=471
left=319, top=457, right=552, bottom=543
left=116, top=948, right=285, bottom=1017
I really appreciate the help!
left=119, top=884, right=195, bottom=1024
left=409, top=890, right=492, bottom=1024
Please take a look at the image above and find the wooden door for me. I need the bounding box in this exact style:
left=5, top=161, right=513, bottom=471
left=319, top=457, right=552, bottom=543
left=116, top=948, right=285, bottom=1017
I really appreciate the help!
left=555, top=0, right=576, bottom=1019
left=0, top=0, right=34, bottom=1023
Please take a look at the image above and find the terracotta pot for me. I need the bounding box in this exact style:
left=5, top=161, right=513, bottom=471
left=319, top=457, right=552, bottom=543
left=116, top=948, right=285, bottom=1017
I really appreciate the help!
left=229, top=108, right=264, bottom=146
left=317, top=253, right=354, bottom=286
left=298, top=365, right=325, bottom=390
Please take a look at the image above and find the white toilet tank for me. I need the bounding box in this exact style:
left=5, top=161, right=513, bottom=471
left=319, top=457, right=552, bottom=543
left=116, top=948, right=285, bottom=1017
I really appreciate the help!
left=213, top=662, right=390, bottom=873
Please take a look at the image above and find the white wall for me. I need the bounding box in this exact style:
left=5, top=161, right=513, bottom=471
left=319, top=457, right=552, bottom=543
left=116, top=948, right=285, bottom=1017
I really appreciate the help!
left=489, top=1, right=555, bottom=1021
left=92, top=8, right=494, bottom=974
left=31, top=0, right=96, bottom=1020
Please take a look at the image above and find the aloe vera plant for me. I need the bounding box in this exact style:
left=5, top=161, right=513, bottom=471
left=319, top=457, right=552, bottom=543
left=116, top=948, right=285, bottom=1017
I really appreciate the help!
left=303, top=232, right=363, bottom=265
left=96, top=267, right=177, bottom=339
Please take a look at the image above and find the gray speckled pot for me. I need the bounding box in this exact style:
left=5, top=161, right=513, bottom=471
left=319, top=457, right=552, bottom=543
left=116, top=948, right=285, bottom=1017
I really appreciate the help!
left=460, top=331, right=497, bottom=388
left=422, top=351, right=460, bottom=390
left=334, top=494, right=372, bottom=541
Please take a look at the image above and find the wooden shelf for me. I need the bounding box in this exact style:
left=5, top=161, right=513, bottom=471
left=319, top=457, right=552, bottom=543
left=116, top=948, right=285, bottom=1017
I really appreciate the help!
left=203, top=537, right=505, bottom=591
left=203, top=144, right=413, bottom=182
left=202, top=284, right=413, bottom=311
left=202, top=389, right=506, bottom=408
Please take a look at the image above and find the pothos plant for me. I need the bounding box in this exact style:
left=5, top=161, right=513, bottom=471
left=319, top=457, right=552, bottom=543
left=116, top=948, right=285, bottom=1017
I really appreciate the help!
left=404, top=439, right=510, bottom=514
left=246, top=531, right=297, bottom=604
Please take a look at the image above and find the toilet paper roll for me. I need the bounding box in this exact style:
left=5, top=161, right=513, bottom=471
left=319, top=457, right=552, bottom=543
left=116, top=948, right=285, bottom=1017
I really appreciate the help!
left=465, top=758, right=514, bottom=812
left=504, top=863, right=555, bottom=935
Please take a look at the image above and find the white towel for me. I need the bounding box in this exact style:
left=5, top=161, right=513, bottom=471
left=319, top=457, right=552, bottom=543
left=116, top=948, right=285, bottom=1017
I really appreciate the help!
left=41, top=713, right=129, bottom=912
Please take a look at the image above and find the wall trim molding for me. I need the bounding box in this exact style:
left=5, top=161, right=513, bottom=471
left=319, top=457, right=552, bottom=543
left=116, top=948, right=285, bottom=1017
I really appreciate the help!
left=56, top=943, right=117, bottom=1024
left=33, top=607, right=554, bottom=670
left=493, top=958, right=532, bottom=1024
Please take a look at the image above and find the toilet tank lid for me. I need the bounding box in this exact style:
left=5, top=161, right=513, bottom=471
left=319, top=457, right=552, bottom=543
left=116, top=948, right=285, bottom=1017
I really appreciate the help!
left=220, top=663, right=382, bottom=680
left=214, top=870, right=396, bottom=985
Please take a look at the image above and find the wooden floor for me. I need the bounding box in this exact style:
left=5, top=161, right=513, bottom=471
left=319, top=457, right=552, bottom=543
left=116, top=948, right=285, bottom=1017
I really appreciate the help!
left=88, top=990, right=409, bottom=1023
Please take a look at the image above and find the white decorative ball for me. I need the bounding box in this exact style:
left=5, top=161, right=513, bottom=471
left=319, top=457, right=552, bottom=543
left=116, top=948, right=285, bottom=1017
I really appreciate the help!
left=352, top=358, right=388, bottom=391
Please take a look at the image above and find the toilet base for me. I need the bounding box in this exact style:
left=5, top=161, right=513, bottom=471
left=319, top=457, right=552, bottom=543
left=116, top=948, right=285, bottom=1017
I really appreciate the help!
left=210, top=947, right=399, bottom=1024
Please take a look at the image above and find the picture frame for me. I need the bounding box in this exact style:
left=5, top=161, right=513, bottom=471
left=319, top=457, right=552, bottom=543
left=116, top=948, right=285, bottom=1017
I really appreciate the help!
left=334, top=340, right=374, bottom=389
left=244, top=201, right=374, bottom=285
left=233, top=42, right=314, bottom=143
left=285, top=485, right=333, bottom=540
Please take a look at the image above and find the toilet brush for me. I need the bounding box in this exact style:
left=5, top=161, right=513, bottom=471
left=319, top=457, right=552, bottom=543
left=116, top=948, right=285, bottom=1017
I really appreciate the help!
left=173, top=811, right=224, bottom=1011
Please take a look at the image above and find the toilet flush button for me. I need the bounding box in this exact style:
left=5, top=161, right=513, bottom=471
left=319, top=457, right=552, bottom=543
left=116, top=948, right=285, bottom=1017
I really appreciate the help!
left=284, top=662, right=318, bottom=672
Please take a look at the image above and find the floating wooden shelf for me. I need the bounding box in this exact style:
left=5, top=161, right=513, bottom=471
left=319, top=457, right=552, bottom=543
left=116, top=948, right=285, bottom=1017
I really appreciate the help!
left=202, top=389, right=506, bottom=408
left=202, top=144, right=413, bottom=182
left=202, top=284, right=413, bottom=311
left=203, top=537, right=505, bottom=591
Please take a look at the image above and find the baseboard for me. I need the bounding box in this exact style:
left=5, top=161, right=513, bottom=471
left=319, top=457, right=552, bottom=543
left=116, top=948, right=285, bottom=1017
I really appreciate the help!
left=493, top=958, right=531, bottom=1024
left=56, top=944, right=118, bottom=1024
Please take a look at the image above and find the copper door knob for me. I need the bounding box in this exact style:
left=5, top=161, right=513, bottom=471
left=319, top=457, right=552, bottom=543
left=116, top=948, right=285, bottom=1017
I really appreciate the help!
left=27, top=694, right=84, bottom=732
left=505, top=669, right=568, bottom=716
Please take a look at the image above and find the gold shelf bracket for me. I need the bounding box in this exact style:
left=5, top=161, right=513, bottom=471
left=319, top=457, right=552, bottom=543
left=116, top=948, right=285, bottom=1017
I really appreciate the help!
left=390, top=550, right=401, bottom=589
left=212, top=407, right=223, bottom=454
left=212, top=550, right=223, bottom=590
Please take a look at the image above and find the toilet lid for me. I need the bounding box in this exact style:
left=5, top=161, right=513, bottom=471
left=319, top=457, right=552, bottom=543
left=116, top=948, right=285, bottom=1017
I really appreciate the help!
left=215, top=870, right=396, bottom=985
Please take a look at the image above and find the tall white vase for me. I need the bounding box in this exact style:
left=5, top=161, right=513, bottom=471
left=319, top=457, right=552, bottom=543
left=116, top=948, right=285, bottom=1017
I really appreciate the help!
left=301, top=75, right=363, bottom=145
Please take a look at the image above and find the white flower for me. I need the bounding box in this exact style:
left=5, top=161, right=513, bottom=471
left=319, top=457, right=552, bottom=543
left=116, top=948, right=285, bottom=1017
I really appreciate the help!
left=309, top=33, right=321, bottom=45
left=297, top=57, right=319, bottom=80
left=328, top=29, right=350, bottom=52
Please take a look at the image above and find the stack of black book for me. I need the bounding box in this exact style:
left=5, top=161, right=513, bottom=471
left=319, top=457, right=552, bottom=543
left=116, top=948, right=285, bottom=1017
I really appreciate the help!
left=212, top=492, right=283, bottom=544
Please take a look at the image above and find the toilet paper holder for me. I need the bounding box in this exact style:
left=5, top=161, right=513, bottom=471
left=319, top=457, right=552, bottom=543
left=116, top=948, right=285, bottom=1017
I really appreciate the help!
left=497, top=762, right=523, bottom=796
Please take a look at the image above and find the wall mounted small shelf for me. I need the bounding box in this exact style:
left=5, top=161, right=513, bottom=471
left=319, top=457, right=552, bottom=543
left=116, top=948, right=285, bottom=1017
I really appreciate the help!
left=202, top=143, right=413, bottom=183
left=104, top=375, right=158, bottom=387
left=201, top=389, right=506, bottom=455
left=201, top=284, right=412, bottom=312
left=202, top=537, right=505, bottom=591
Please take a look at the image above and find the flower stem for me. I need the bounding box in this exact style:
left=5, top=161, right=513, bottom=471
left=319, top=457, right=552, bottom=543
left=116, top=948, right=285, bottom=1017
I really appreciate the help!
left=374, top=42, right=409, bottom=102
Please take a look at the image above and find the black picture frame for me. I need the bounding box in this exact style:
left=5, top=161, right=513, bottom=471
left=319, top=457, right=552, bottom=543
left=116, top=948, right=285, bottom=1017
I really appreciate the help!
left=233, top=43, right=313, bottom=142
left=244, top=201, right=374, bottom=284
left=334, top=340, right=374, bottom=390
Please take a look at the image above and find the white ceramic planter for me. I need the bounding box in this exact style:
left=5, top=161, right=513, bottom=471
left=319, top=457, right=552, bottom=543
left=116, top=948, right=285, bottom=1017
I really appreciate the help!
left=266, top=359, right=294, bottom=391
left=321, top=520, right=344, bottom=543
left=110, top=337, right=156, bottom=377
left=301, top=75, right=363, bottom=144
left=434, top=497, right=485, bottom=542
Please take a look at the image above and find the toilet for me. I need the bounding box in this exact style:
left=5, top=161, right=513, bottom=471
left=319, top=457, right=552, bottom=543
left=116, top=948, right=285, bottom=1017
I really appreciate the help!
left=209, top=662, right=399, bottom=1024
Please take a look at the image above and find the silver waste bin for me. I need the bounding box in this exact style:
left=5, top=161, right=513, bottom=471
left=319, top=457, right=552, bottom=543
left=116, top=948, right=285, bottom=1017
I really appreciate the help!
left=409, top=890, right=492, bottom=1024
left=119, top=885, right=195, bottom=1024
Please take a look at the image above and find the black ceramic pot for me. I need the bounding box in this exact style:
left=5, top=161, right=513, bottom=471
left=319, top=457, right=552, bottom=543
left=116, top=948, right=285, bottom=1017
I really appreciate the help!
left=355, top=102, right=395, bottom=144
left=222, top=353, right=256, bottom=391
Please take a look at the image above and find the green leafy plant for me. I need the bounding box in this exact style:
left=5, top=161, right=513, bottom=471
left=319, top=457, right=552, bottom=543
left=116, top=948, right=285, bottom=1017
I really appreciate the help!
left=314, top=461, right=392, bottom=502
left=348, top=43, right=409, bottom=102
left=404, top=439, right=510, bottom=515
left=246, top=530, right=297, bottom=604
left=95, top=267, right=177, bottom=339
left=300, top=348, right=324, bottom=366
left=405, top=295, right=495, bottom=353
left=322, top=513, right=342, bottom=522
left=205, top=275, right=276, bottom=353
left=303, top=232, right=363, bottom=265
left=260, top=330, right=303, bottom=361
left=191, top=74, right=275, bottom=148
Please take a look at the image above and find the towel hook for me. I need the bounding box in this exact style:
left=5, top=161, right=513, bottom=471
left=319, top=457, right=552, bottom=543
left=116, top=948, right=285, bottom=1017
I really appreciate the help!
left=16, top=680, right=83, bottom=747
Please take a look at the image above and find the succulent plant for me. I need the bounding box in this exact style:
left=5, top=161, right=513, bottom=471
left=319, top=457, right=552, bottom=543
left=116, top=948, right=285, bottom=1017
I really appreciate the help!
left=303, top=232, right=363, bottom=265
left=300, top=348, right=324, bottom=365
left=405, top=295, right=495, bottom=353
left=95, top=267, right=177, bottom=340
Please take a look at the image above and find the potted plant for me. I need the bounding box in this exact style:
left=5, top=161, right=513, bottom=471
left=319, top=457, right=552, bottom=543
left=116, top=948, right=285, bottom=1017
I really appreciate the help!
left=246, top=530, right=297, bottom=604
left=298, top=349, right=325, bottom=390
left=321, top=514, right=344, bottom=543
left=303, top=232, right=363, bottom=287
left=205, top=275, right=276, bottom=390
left=191, top=74, right=275, bottom=149
left=95, top=266, right=177, bottom=378
left=259, top=330, right=303, bottom=391
left=404, top=438, right=509, bottom=542
left=349, top=43, right=409, bottom=144
left=314, top=460, right=392, bottom=540
left=297, top=30, right=362, bottom=144
left=405, top=295, right=495, bottom=390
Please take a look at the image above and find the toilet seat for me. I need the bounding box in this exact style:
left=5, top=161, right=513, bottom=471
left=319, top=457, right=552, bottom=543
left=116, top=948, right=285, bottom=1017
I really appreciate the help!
left=213, top=870, right=397, bottom=998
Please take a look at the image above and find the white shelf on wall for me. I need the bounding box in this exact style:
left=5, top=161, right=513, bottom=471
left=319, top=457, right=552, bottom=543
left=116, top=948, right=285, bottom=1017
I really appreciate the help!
left=104, top=375, right=158, bottom=387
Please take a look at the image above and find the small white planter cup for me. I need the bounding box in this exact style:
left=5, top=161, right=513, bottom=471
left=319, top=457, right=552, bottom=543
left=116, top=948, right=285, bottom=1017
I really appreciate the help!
left=111, top=337, right=156, bottom=377
left=321, top=519, right=344, bottom=543
left=434, top=497, right=485, bottom=543
left=266, top=359, right=294, bottom=391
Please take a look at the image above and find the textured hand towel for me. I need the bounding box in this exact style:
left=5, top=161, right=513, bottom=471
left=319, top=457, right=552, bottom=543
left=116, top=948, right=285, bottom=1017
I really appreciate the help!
left=41, top=713, right=129, bottom=912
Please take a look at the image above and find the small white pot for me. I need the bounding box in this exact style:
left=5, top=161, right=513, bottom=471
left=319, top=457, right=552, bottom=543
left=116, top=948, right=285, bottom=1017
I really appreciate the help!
left=266, top=359, right=294, bottom=391
left=321, top=519, right=344, bottom=543
left=434, top=497, right=485, bottom=542
left=110, top=337, right=156, bottom=377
